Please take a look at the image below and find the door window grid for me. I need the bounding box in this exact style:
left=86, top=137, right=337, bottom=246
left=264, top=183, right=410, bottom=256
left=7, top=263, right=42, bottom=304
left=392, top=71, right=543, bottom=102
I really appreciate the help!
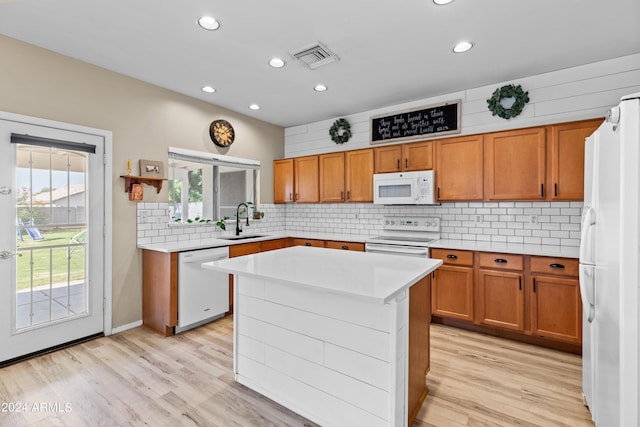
left=15, top=145, right=89, bottom=330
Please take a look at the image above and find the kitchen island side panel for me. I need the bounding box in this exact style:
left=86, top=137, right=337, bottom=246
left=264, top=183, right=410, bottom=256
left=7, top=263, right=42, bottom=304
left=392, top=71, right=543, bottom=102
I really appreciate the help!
left=233, top=275, right=408, bottom=427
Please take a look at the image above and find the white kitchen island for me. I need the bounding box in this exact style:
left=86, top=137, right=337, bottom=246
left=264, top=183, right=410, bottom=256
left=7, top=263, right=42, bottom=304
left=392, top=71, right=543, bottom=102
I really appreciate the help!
left=202, top=245, right=442, bottom=427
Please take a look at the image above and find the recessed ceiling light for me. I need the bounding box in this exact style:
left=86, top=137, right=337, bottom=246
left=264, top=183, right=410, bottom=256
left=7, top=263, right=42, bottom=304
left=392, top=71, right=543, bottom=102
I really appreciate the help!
left=198, top=16, right=220, bottom=31
left=314, top=84, right=328, bottom=92
left=433, top=0, right=454, bottom=4
left=201, top=86, right=216, bottom=93
left=453, top=41, right=473, bottom=53
left=268, top=57, right=285, bottom=68
left=249, top=104, right=261, bottom=110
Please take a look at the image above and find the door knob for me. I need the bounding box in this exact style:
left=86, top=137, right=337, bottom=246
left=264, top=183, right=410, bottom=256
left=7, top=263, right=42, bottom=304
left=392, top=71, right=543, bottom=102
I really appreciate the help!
left=0, top=250, right=22, bottom=260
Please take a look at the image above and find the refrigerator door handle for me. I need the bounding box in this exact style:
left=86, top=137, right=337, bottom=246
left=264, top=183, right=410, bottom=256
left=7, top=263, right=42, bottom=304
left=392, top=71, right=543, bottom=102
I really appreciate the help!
left=579, top=207, right=596, bottom=265
left=579, top=263, right=596, bottom=323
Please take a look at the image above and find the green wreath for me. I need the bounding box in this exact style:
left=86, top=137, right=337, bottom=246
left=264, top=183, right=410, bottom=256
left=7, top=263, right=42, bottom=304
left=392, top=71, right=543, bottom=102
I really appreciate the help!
left=329, top=118, right=351, bottom=144
left=487, top=84, right=530, bottom=119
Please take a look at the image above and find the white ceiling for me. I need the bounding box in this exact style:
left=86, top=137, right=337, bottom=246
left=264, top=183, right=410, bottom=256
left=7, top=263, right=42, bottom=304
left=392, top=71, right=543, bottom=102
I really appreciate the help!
left=1, top=0, right=639, bottom=128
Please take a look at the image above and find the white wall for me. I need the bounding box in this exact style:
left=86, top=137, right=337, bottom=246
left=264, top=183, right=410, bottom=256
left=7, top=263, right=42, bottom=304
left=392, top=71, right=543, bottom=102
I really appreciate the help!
left=285, top=53, right=640, bottom=157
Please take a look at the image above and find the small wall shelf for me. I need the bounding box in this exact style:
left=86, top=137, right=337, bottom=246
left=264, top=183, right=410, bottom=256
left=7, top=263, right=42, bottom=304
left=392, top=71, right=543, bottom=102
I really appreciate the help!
left=120, top=175, right=166, bottom=194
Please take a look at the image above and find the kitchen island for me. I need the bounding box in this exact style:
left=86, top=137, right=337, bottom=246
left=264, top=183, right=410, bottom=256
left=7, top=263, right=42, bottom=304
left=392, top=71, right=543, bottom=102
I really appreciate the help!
left=202, top=245, right=442, bottom=427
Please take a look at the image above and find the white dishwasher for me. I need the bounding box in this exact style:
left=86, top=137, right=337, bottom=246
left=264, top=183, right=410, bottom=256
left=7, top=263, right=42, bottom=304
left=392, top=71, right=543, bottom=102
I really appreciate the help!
left=176, top=246, right=230, bottom=333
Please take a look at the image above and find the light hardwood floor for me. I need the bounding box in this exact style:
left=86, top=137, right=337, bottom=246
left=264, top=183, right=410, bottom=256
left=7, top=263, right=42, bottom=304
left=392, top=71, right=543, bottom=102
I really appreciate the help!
left=0, top=317, right=594, bottom=426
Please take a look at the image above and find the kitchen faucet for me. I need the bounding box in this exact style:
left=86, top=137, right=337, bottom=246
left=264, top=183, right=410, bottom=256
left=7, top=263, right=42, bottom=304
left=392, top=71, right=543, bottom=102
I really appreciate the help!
left=236, top=202, right=249, bottom=236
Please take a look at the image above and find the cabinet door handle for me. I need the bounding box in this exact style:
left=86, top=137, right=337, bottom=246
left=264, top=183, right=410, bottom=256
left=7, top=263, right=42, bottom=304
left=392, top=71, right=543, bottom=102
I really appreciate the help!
left=341, top=245, right=349, bottom=250
left=519, top=276, right=522, bottom=291
left=549, top=263, right=565, bottom=269
left=305, top=242, right=311, bottom=246
left=405, top=158, right=408, bottom=169
left=340, top=191, right=344, bottom=201
left=446, top=254, right=458, bottom=259
left=533, top=278, right=537, bottom=293
left=494, top=258, right=507, bottom=264
left=289, top=192, right=292, bottom=201
left=541, top=183, right=545, bottom=197
left=432, top=271, right=435, bottom=279
left=347, top=191, right=350, bottom=200
left=397, top=159, right=400, bottom=170
left=295, top=192, right=299, bottom=201
left=554, top=183, right=558, bottom=197
left=437, top=187, right=441, bottom=198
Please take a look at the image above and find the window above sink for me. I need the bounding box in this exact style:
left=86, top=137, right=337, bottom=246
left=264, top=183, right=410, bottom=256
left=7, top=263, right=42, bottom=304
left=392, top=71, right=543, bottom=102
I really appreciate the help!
left=168, top=147, right=260, bottom=225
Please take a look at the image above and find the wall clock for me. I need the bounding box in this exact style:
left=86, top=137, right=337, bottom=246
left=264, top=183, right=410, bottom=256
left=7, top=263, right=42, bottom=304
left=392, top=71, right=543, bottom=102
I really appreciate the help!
left=209, top=119, right=235, bottom=147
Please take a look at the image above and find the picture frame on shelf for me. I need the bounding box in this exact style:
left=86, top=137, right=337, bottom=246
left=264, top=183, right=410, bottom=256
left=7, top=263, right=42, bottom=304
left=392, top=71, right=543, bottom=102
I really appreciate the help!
left=139, top=159, right=164, bottom=178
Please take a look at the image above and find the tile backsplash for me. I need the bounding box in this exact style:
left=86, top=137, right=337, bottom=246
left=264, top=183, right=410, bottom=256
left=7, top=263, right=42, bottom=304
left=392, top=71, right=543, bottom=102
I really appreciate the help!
left=138, top=201, right=582, bottom=248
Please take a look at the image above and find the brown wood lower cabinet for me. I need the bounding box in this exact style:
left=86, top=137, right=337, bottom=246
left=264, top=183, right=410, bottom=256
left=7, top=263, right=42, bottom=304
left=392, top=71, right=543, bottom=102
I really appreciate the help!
left=477, top=268, right=524, bottom=331
left=324, top=240, right=365, bottom=251
left=530, top=257, right=581, bottom=344
left=431, top=249, right=581, bottom=352
left=142, top=250, right=177, bottom=336
left=430, top=249, right=474, bottom=321
left=291, top=238, right=325, bottom=247
left=407, top=275, right=430, bottom=425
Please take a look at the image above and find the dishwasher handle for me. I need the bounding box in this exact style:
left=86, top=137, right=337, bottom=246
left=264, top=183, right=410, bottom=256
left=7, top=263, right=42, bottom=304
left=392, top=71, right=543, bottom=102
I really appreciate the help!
left=180, top=248, right=229, bottom=264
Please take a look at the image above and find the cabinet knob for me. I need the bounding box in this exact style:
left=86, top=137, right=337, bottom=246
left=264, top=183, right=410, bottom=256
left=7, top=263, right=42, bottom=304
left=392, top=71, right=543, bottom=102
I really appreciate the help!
left=305, top=242, right=311, bottom=246
left=341, top=245, right=349, bottom=250
left=494, top=258, right=507, bottom=264
left=549, top=263, right=565, bottom=269
left=446, top=254, right=458, bottom=259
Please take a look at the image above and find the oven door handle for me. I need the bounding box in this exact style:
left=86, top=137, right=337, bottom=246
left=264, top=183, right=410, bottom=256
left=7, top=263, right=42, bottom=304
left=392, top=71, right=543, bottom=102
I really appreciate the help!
left=365, top=244, right=429, bottom=256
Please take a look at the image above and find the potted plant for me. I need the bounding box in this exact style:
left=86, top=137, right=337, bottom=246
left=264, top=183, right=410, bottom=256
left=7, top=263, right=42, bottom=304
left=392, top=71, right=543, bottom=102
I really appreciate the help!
left=247, top=202, right=264, bottom=220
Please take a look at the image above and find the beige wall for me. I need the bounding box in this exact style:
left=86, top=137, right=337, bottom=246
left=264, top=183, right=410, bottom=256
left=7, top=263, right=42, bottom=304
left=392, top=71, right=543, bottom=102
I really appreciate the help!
left=0, top=35, right=285, bottom=328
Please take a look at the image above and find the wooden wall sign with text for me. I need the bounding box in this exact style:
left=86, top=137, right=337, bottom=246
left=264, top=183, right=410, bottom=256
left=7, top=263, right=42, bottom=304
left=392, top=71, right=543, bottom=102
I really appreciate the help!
left=370, top=100, right=461, bottom=144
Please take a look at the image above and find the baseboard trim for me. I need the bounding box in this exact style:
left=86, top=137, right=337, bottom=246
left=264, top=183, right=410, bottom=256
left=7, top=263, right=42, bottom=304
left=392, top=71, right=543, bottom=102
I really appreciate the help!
left=111, top=320, right=143, bottom=334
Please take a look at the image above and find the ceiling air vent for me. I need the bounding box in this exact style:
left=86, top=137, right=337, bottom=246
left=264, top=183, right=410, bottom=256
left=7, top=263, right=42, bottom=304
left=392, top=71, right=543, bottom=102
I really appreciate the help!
left=291, top=42, right=339, bottom=70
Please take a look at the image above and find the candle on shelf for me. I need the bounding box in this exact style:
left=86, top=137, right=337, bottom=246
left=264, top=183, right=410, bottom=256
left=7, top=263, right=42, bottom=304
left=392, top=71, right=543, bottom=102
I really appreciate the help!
left=127, top=159, right=131, bottom=175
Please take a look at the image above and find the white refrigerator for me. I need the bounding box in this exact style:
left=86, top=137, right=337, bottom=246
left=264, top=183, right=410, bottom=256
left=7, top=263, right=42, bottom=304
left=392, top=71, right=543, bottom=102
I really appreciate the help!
left=579, top=93, right=640, bottom=427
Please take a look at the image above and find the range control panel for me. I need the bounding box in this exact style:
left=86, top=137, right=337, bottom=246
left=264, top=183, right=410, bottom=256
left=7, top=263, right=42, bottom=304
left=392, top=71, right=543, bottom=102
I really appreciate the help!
left=382, top=216, right=440, bottom=232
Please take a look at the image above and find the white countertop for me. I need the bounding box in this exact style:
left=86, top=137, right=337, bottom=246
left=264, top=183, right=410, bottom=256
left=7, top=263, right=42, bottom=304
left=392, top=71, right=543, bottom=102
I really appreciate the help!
left=138, top=232, right=371, bottom=253
left=139, top=233, right=579, bottom=259
left=202, top=245, right=442, bottom=304
left=430, top=239, right=580, bottom=258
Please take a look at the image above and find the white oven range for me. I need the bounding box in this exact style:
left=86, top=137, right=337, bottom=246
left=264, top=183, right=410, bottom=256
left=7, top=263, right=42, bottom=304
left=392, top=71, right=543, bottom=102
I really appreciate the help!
left=365, top=216, right=440, bottom=258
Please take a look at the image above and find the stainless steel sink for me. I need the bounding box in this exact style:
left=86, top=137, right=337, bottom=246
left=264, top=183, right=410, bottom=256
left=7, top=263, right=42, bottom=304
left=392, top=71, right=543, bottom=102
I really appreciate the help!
left=220, top=234, right=266, bottom=241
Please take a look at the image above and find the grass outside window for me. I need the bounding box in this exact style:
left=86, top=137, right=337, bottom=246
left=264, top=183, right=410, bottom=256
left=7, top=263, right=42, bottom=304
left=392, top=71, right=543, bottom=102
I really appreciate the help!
left=16, top=229, right=86, bottom=290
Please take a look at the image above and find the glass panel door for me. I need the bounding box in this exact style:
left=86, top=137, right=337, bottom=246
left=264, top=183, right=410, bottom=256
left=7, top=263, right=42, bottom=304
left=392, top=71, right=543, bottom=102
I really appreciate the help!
left=0, top=118, right=105, bottom=364
left=16, top=144, right=89, bottom=329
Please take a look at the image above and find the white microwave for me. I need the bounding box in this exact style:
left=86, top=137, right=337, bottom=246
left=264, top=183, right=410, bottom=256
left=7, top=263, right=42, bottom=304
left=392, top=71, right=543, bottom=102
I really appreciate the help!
left=373, top=170, right=436, bottom=205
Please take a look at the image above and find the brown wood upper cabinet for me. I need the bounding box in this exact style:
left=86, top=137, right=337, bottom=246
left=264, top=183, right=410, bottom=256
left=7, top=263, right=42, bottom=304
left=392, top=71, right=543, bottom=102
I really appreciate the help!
left=345, top=149, right=374, bottom=202
left=484, top=127, right=547, bottom=200
left=435, top=135, right=484, bottom=201
left=548, top=119, right=601, bottom=201
left=293, top=155, right=319, bottom=203
left=319, top=149, right=373, bottom=203
left=319, top=152, right=345, bottom=202
left=374, top=141, right=433, bottom=173
left=273, top=159, right=294, bottom=204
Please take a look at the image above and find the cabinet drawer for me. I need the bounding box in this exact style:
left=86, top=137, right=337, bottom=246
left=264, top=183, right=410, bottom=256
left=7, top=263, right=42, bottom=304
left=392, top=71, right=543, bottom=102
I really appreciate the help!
left=531, top=256, right=578, bottom=277
left=431, top=248, right=474, bottom=266
left=478, top=253, right=524, bottom=270
left=292, top=238, right=325, bottom=248
left=229, top=242, right=262, bottom=257
left=325, top=241, right=365, bottom=251
left=261, top=238, right=290, bottom=252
